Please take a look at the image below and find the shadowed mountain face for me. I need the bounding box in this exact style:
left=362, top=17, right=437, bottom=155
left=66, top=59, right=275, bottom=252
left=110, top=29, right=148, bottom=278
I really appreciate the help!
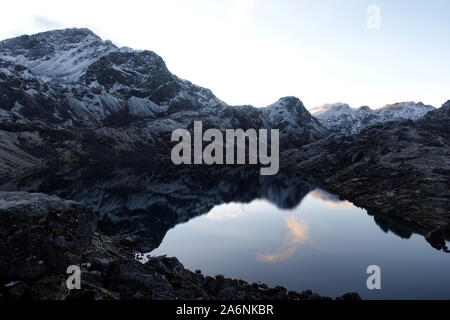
left=1, top=164, right=446, bottom=253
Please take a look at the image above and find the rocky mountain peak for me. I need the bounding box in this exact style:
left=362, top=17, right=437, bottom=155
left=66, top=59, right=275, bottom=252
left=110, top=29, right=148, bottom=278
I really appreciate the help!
left=264, top=96, right=311, bottom=117
left=0, top=28, right=105, bottom=58
left=277, top=96, right=303, bottom=105
left=310, top=103, right=356, bottom=116
left=378, top=101, right=434, bottom=115
left=275, top=96, right=306, bottom=109
left=258, top=97, right=327, bottom=147
left=36, top=28, right=100, bottom=43
left=0, top=28, right=116, bottom=82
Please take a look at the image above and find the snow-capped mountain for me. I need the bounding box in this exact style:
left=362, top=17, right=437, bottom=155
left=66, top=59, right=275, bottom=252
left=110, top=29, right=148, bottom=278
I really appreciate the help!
left=311, top=102, right=435, bottom=134
left=0, top=28, right=327, bottom=175
left=377, top=102, right=436, bottom=122
left=310, top=103, right=376, bottom=135
left=0, top=28, right=116, bottom=82
left=0, top=28, right=226, bottom=125
left=0, top=28, right=324, bottom=135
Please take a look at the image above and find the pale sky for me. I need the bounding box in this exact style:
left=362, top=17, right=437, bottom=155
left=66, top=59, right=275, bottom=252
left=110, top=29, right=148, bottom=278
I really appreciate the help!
left=1, top=0, right=449, bottom=109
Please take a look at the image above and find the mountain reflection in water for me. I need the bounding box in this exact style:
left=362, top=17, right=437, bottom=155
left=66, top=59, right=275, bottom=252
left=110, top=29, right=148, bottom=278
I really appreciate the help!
left=1, top=164, right=449, bottom=299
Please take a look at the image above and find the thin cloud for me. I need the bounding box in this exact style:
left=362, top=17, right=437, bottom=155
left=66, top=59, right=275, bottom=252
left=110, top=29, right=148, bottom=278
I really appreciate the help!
left=257, top=217, right=315, bottom=262
left=309, top=189, right=354, bottom=208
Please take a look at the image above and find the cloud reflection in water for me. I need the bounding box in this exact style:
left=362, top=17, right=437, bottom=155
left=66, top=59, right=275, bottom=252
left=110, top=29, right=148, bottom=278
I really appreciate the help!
left=257, top=216, right=315, bottom=262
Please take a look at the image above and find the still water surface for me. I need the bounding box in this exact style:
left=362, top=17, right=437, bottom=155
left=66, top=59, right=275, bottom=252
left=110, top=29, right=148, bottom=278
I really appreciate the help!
left=152, top=190, right=450, bottom=300
left=3, top=165, right=449, bottom=299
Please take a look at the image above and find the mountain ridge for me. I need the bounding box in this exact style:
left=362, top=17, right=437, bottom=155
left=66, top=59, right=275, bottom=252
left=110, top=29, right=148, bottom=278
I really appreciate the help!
left=311, top=101, right=436, bottom=134
left=0, top=29, right=323, bottom=130
left=0, top=28, right=448, bottom=184
left=0, top=28, right=327, bottom=177
left=0, top=28, right=438, bottom=129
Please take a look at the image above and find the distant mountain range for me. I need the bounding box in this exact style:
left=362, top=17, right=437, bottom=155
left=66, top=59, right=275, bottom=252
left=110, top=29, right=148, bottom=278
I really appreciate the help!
left=311, top=102, right=436, bottom=134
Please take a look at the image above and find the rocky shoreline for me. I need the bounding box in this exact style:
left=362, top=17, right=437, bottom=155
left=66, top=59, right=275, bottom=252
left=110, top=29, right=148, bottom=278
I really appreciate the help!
left=283, top=101, right=450, bottom=252
left=0, top=191, right=360, bottom=300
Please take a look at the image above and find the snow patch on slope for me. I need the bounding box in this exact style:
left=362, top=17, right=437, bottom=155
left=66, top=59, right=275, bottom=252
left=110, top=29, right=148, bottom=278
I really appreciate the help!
left=0, top=28, right=117, bottom=83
